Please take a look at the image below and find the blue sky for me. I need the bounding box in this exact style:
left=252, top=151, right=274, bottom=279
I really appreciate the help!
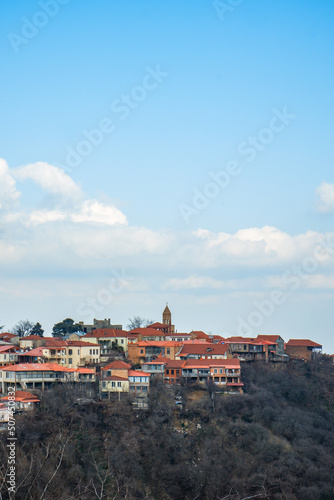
left=0, top=0, right=334, bottom=352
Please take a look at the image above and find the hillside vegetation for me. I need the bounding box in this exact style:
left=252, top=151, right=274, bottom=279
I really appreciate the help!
left=1, top=357, right=334, bottom=500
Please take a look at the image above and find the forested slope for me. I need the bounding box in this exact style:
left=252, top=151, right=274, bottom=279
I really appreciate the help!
left=1, top=357, right=334, bottom=500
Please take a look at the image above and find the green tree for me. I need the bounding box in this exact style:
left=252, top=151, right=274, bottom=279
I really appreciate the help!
left=52, top=318, right=83, bottom=337
left=31, top=322, right=44, bottom=337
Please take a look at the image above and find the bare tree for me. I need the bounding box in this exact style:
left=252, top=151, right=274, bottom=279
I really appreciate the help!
left=11, top=319, right=35, bottom=337
left=127, top=316, right=154, bottom=330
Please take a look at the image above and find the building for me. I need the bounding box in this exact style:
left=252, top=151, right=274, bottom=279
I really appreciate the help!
left=0, top=332, right=19, bottom=345
left=81, top=328, right=129, bottom=358
left=78, top=318, right=122, bottom=333
left=1, top=391, right=40, bottom=411
left=127, top=341, right=183, bottom=365
left=0, top=345, right=20, bottom=367
left=164, top=360, right=184, bottom=385
left=141, top=357, right=169, bottom=378
left=176, top=342, right=230, bottom=360
left=257, top=335, right=285, bottom=356
left=128, top=370, right=150, bottom=395
left=162, top=304, right=175, bottom=334
left=99, top=361, right=150, bottom=400
left=0, top=363, right=96, bottom=393
left=20, top=335, right=44, bottom=350
left=181, top=359, right=243, bottom=392
left=129, top=328, right=167, bottom=342
left=285, top=339, right=322, bottom=361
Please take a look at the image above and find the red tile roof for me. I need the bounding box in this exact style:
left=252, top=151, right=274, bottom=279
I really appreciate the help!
left=131, top=341, right=182, bottom=347
left=0, top=345, right=16, bottom=353
left=190, top=330, right=210, bottom=340
left=164, top=360, right=186, bottom=369
left=21, top=335, right=44, bottom=341
left=102, top=360, right=131, bottom=371
left=0, top=332, right=17, bottom=339
left=286, top=339, right=322, bottom=348
left=67, top=340, right=98, bottom=347
left=178, top=343, right=229, bottom=357
left=44, top=338, right=67, bottom=347
left=18, top=347, right=44, bottom=356
left=82, top=329, right=129, bottom=339
left=130, top=327, right=167, bottom=337
left=147, top=322, right=166, bottom=329
left=257, top=334, right=282, bottom=342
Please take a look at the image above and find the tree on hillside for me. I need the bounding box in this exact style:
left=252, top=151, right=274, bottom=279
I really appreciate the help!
left=0, top=322, right=3, bottom=332
left=52, top=318, right=83, bottom=337
left=11, top=320, right=35, bottom=337
left=30, top=322, right=44, bottom=337
left=127, top=316, right=154, bottom=330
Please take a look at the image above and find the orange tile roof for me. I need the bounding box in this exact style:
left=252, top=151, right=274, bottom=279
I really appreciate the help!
left=191, top=330, right=210, bottom=339
left=183, top=359, right=241, bottom=369
left=102, top=375, right=129, bottom=381
left=1, top=363, right=69, bottom=372
left=1, top=391, right=40, bottom=402
left=128, top=370, right=150, bottom=377
left=286, top=339, right=322, bottom=348
left=75, top=367, right=95, bottom=374
left=131, top=341, right=182, bottom=347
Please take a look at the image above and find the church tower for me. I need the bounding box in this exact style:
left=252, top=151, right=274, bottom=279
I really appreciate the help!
left=162, top=303, right=175, bottom=334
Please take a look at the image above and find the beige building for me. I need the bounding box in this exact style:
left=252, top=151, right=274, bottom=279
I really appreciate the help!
left=20, top=335, right=44, bottom=350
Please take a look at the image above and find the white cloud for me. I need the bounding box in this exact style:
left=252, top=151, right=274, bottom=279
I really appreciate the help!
left=71, top=200, right=127, bottom=225
left=0, top=158, right=20, bottom=210
left=316, top=182, right=334, bottom=213
left=13, top=161, right=82, bottom=203
left=28, top=200, right=127, bottom=227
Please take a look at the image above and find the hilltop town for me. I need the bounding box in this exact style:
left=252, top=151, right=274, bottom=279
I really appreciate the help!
left=0, top=305, right=328, bottom=417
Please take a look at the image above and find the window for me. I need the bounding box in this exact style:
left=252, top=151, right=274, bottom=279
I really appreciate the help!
left=121, top=339, right=124, bottom=344
left=171, top=369, right=174, bottom=375
left=102, top=382, right=106, bottom=388
left=77, top=349, right=79, bottom=355
left=167, top=349, right=170, bottom=355
left=214, top=368, right=218, bottom=374
left=112, top=382, right=115, bottom=387
left=219, top=369, right=223, bottom=374
left=140, top=349, right=144, bottom=354
left=117, top=382, right=121, bottom=387
left=68, top=358, right=72, bottom=364
left=68, top=349, right=72, bottom=355
left=90, top=349, right=92, bottom=355
left=166, top=369, right=169, bottom=375
left=176, top=370, right=179, bottom=374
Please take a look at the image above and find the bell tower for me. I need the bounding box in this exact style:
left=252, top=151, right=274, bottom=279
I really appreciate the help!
left=162, top=303, right=175, bottom=334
